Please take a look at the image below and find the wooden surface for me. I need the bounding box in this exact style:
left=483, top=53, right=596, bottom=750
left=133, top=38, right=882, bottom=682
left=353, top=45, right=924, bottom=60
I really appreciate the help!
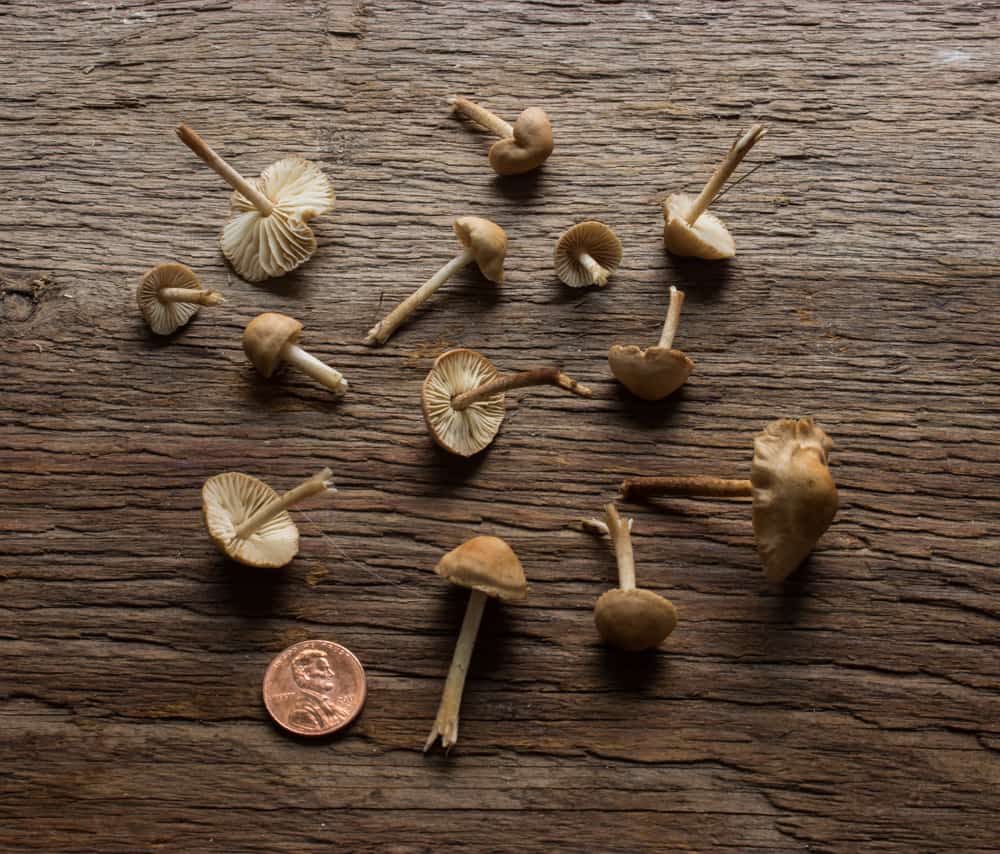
left=2, top=1, right=999, bottom=851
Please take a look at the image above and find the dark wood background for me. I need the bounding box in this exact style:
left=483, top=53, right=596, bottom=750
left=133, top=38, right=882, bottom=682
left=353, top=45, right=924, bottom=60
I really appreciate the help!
left=2, top=1, right=998, bottom=851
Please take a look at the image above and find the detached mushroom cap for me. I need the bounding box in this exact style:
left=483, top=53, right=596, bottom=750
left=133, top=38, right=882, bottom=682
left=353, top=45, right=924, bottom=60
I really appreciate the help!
left=554, top=221, right=623, bottom=288
left=137, top=262, right=205, bottom=335
left=608, top=345, right=694, bottom=401
left=421, top=349, right=506, bottom=457
left=594, top=588, right=677, bottom=652
left=242, top=312, right=302, bottom=378
left=202, top=472, right=299, bottom=568
left=453, top=216, right=507, bottom=283
left=221, top=156, right=335, bottom=282
left=435, top=535, right=528, bottom=601
left=662, top=192, right=735, bottom=260
left=488, top=107, right=554, bottom=176
left=751, top=417, right=839, bottom=581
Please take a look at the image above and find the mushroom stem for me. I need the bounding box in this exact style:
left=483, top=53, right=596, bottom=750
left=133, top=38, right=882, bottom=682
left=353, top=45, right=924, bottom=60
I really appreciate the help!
left=449, top=96, right=514, bottom=139
left=603, top=503, right=636, bottom=591
left=158, top=287, right=224, bottom=307
left=578, top=252, right=610, bottom=287
left=281, top=344, right=348, bottom=395
left=364, top=248, right=475, bottom=346
left=176, top=123, right=275, bottom=217
left=234, top=468, right=333, bottom=539
left=424, top=588, right=487, bottom=753
left=685, top=124, right=766, bottom=226
left=620, top=475, right=753, bottom=501
left=451, top=367, right=593, bottom=411
left=658, top=286, right=685, bottom=349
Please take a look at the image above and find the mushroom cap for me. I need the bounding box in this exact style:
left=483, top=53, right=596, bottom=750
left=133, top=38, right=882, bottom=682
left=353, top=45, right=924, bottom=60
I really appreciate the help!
left=434, top=535, right=528, bottom=601
left=751, top=417, right=839, bottom=581
left=221, top=156, right=335, bottom=282
left=243, top=312, right=303, bottom=378
left=202, top=471, right=299, bottom=568
left=488, top=107, right=554, bottom=176
left=554, top=221, right=623, bottom=288
left=608, top=344, right=694, bottom=401
left=421, top=348, right=506, bottom=457
left=662, top=192, right=735, bottom=260
left=594, top=588, right=677, bottom=652
left=453, top=216, right=507, bottom=283
left=136, top=262, right=204, bottom=335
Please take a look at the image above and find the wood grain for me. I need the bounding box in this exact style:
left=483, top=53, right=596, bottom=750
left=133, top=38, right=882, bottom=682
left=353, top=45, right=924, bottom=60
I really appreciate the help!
left=2, top=1, right=998, bottom=851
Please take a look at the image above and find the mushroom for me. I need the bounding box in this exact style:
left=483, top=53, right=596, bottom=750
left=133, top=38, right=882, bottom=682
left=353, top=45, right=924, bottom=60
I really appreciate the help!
left=364, top=217, right=507, bottom=346
left=608, top=286, right=693, bottom=400
left=582, top=503, right=677, bottom=651
left=136, top=262, right=224, bottom=335
left=243, top=312, right=347, bottom=395
left=554, top=221, right=623, bottom=288
left=175, top=124, right=334, bottom=282
left=449, top=96, right=553, bottom=176
left=202, top=467, right=333, bottom=568
left=620, top=417, right=838, bottom=581
left=424, top=535, right=528, bottom=753
left=421, top=348, right=593, bottom=457
left=662, top=124, right=766, bottom=260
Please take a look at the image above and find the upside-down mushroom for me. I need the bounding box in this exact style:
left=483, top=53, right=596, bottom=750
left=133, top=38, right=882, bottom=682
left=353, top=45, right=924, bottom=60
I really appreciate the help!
left=137, top=262, right=224, bottom=335
left=554, top=221, right=623, bottom=288
left=449, top=96, right=553, bottom=175
left=243, top=312, right=347, bottom=395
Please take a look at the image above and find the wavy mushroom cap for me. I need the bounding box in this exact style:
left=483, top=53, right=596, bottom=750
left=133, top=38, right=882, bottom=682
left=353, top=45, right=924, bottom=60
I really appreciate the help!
left=221, top=156, right=335, bottom=282
left=608, top=344, right=693, bottom=401
left=554, top=221, right=623, bottom=288
left=421, top=348, right=506, bottom=457
left=488, top=106, right=553, bottom=176
left=453, top=216, right=507, bottom=283
left=594, top=588, right=677, bottom=652
left=137, top=262, right=205, bottom=335
left=202, top=471, right=299, bottom=568
left=662, top=192, right=736, bottom=260
left=242, top=312, right=302, bottom=377
left=435, top=535, right=528, bottom=601
left=751, top=417, right=839, bottom=581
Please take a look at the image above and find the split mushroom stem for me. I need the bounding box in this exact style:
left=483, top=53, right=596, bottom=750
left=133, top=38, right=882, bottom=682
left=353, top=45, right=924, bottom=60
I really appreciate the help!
left=157, top=287, right=224, bottom=306
left=620, top=475, right=753, bottom=501
left=281, top=343, right=347, bottom=393
left=686, top=124, right=766, bottom=226
left=234, top=467, right=333, bottom=539
left=604, top=503, right=636, bottom=591
left=659, top=286, right=685, bottom=350
left=449, top=96, right=513, bottom=138
left=176, top=123, right=274, bottom=217
left=451, top=367, right=593, bottom=411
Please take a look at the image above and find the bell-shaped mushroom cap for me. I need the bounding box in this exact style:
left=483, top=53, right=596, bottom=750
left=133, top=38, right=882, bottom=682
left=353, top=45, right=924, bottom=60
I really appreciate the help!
left=662, top=192, right=735, bottom=260
left=421, top=349, right=506, bottom=457
left=608, top=344, right=693, bottom=401
left=242, top=312, right=303, bottom=378
left=221, top=156, right=335, bottom=282
left=594, top=588, right=677, bottom=652
left=137, top=262, right=205, bottom=335
left=751, top=417, right=839, bottom=581
left=554, top=221, right=623, bottom=288
left=202, top=472, right=299, bottom=568
left=453, top=216, right=507, bottom=283
left=435, top=535, right=528, bottom=601
left=488, top=107, right=554, bottom=176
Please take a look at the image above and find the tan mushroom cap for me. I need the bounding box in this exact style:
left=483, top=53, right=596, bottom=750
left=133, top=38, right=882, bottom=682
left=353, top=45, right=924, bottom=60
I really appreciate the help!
left=221, top=156, right=335, bottom=282
left=435, top=535, right=528, bottom=601
left=751, top=417, right=839, bottom=581
left=453, top=216, right=507, bottom=283
left=421, top=348, right=506, bottom=457
left=242, top=312, right=302, bottom=378
left=594, top=588, right=678, bottom=652
left=608, top=345, right=693, bottom=401
left=662, top=192, right=736, bottom=260
left=137, top=262, right=207, bottom=335
left=554, top=221, right=623, bottom=288
left=488, top=107, right=554, bottom=176
left=202, top=472, right=299, bottom=568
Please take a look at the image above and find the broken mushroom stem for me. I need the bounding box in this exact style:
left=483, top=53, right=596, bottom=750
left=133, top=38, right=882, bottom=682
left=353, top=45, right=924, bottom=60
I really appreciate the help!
left=176, top=123, right=274, bottom=217
left=449, top=96, right=514, bottom=139
left=686, top=124, right=767, bottom=226
left=658, top=286, right=685, bottom=349
left=157, top=287, right=224, bottom=306
left=234, top=467, right=333, bottom=540
left=602, top=503, right=636, bottom=591
left=451, top=367, right=592, bottom=411
left=620, top=475, right=753, bottom=501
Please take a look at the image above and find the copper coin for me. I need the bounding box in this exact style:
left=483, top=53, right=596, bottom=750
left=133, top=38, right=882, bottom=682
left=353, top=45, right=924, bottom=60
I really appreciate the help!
left=262, top=640, right=367, bottom=736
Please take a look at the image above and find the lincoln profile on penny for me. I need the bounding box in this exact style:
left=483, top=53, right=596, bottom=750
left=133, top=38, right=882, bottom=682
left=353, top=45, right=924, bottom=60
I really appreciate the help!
left=280, top=647, right=351, bottom=733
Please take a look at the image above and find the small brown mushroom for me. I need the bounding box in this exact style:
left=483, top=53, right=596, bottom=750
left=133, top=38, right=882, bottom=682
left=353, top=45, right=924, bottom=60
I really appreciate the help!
left=137, top=262, right=224, bottom=335
left=608, top=286, right=693, bottom=400
left=424, top=535, right=528, bottom=753
left=582, top=503, right=677, bottom=651
left=176, top=124, right=334, bottom=282
left=421, top=348, right=593, bottom=457
left=662, top=124, right=766, bottom=260
left=554, top=221, right=623, bottom=288
left=620, top=417, right=838, bottom=581
left=243, top=312, right=347, bottom=395
left=364, top=217, right=507, bottom=346
left=449, top=96, right=553, bottom=176
left=202, top=467, right=333, bottom=568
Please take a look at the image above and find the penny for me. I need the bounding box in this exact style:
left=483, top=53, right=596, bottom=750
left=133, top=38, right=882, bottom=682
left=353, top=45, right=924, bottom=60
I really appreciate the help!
left=262, top=639, right=367, bottom=737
